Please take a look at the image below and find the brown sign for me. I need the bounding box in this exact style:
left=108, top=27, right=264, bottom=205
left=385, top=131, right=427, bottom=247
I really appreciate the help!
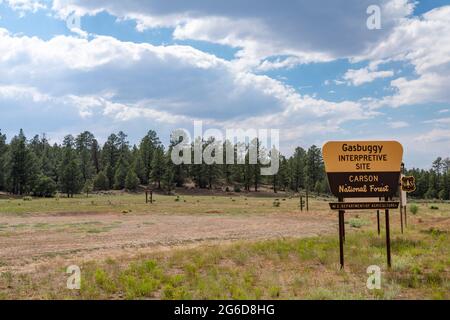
left=329, top=201, right=399, bottom=210
left=401, top=176, right=416, bottom=193
left=323, top=141, right=403, bottom=198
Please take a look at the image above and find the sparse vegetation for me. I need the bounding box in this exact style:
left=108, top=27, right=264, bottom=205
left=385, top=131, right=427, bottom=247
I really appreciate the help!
left=0, top=194, right=448, bottom=300
left=348, top=218, right=370, bottom=228
left=1, top=217, right=448, bottom=300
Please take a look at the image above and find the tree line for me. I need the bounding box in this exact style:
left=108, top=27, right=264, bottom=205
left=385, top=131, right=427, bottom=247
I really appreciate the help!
left=0, top=128, right=448, bottom=200
left=0, top=129, right=329, bottom=197
left=406, top=157, right=450, bottom=200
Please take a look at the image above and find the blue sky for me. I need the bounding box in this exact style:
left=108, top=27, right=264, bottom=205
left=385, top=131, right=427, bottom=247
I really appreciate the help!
left=0, top=0, right=449, bottom=168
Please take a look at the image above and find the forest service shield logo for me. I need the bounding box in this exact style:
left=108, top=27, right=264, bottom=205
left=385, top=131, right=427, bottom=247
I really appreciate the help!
left=401, top=176, right=416, bottom=193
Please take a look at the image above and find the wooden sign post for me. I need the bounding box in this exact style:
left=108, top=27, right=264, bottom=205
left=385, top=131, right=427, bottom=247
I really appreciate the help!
left=145, top=188, right=153, bottom=204
left=377, top=209, right=380, bottom=235
left=323, top=141, right=403, bottom=269
left=377, top=197, right=381, bottom=235
left=399, top=175, right=405, bottom=233
left=306, top=188, right=309, bottom=211
left=401, top=175, right=416, bottom=230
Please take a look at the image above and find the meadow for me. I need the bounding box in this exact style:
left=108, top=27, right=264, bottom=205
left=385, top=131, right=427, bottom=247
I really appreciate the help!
left=0, top=192, right=448, bottom=300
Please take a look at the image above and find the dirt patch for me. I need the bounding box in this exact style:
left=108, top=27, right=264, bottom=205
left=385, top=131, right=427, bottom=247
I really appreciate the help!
left=0, top=211, right=335, bottom=273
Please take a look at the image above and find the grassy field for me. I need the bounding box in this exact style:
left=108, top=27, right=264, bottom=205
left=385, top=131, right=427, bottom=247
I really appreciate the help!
left=0, top=192, right=448, bottom=300
left=0, top=191, right=332, bottom=217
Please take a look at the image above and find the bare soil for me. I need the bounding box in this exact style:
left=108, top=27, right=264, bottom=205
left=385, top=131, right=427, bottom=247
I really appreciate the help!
left=0, top=211, right=335, bottom=273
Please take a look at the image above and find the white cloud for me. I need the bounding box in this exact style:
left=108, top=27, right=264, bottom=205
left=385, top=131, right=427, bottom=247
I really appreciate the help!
left=0, top=84, right=50, bottom=102
left=382, top=73, right=450, bottom=108
left=3, top=0, right=47, bottom=14
left=387, top=121, right=409, bottom=128
left=2, top=0, right=449, bottom=162
left=423, top=117, right=450, bottom=125
left=343, top=67, right=394, bottom=86
left=360, top=5, right=450, bottom=108
left=256, top=57, right=305, bottom=72
left=0, top=28, right=372, bottom=146
left=414, top=129, right=450, bottom=143
left=50, top=0, right=415, bottom=70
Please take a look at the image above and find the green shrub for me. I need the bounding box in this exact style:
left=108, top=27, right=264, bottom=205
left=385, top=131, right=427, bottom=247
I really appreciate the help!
left=125, top=170, right=140, bottom=191
left=348, top=218, right=370, bottom=228
left=93, top=171, right=109, bottom=191
left=410, top=204, right=419, bottom=215
left=269, top=286, right=281, bottom=298
left=82, top=179, right=94, bottom=197
left=33, top=174, right=57, bottom=197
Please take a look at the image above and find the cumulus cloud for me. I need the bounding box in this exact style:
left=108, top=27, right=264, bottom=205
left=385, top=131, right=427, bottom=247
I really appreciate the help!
left=2, top=0, right=449, bottom=160
left=387, top=121, right=409, bottom=128
left=414, top=129, right=450, bottom=143
left=2, top=0, right=47, bottom=15
left=423, top=117, right=450, bottom=125
left=50, top=0, right=415, bottom=69
left=360, top=5, right=450, bottom=108
left=343, top=66, right=394, bottom=86
left=0, top=28, right=372, bottom=146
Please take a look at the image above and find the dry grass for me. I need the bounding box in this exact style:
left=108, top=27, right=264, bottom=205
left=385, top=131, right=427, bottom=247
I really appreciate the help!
left=0, top=192, right=332, bottom=217
left=0, top=194, right=448, bottom=300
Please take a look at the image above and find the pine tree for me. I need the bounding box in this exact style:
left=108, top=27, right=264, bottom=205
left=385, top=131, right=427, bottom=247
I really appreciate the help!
left=250, top=138, right=261, bottom=192
left=91, top=139, right=101, bottom=174
left=76, top=131, right=96, bottom=183
left=102, top=133, right=120, bottom=175
left=162, top=151, right=175, bottom=193
left=33, top=174, right=57, bottom=197
left=305, top=145, right=323, bottom=195
left=443, top=157, right=450, bottom=173
left=203, top=138, right=222, bottom=189
left=169, top=135, right=186, bottom=187
left=272, top=154, right=288, bottom=193
left=132, top=150, right=146, bottom=184
left=40, top=137, right=58, bottom=182
left=223, top=140, right=234, bottom=185
left=82, top=179, right=94, bottom=197
left=105, top=164, right=115, bottom=189
left=113, top=155, right=129, bottom=190
left=59, top=135, right=82, bottom=197
left=0, top=130, right=7, bottom=191
left=243, top=147, right=252, bottom=191
left=425, top=172, right=438, bottom=199
left=125, top=169, right=140, bottom=191
left=139, top=130, right=161, bottom=185
left=151, top=147, right=165, bottom=189
left=439, top=172, right=450, bottom=200
left=117, top=131, right=130, bottom=160
left=290, top=147, right=306, bottom=192
left=93, top=171, right=109, bottom=191
left=6, top=129, right=38, bottom=195
left=280, top=156, right=290, bottom=191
